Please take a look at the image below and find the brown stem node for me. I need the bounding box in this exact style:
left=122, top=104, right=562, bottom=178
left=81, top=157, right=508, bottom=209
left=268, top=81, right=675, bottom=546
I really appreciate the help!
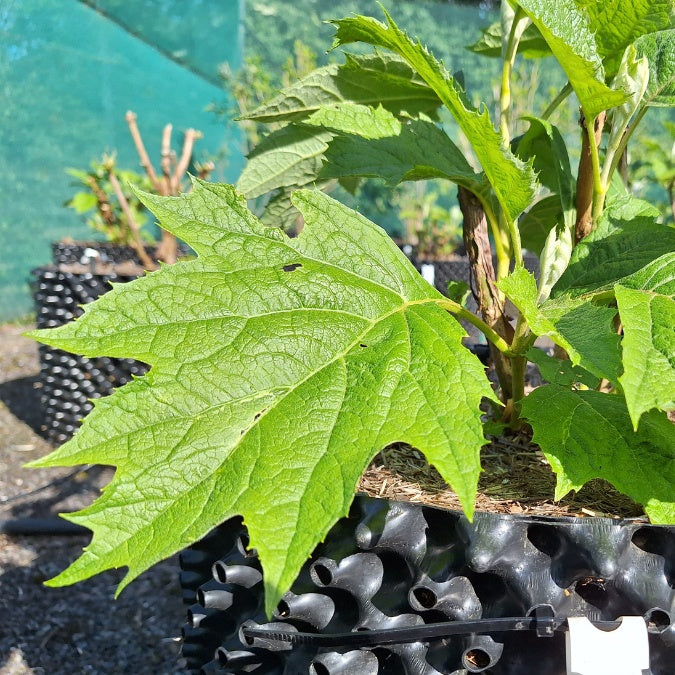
left=458, top=187, right=515, bottom=401
left=575, top=111, right=605, bottom=244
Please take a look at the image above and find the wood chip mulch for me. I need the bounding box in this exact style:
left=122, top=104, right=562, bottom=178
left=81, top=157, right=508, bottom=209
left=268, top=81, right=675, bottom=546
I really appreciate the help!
left=358, top=438, right=646, bottom=520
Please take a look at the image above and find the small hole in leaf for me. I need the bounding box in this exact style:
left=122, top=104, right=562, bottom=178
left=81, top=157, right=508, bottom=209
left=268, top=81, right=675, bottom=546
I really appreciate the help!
left=360, top=343, right=367, bottom=348
left=282, top=263, right=302, bottom=272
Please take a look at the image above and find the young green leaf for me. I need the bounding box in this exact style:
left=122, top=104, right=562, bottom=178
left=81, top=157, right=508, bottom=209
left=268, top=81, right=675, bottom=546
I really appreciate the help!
left=552, top=212, right=675, bottom=298
left=521, top=385, right=675, bottom=524
left=542, top=299, right=622, bottom=385
left=499, top=267, right=570, bottom=349
left=445, top=280, right=471, bottom=306
left=634, top=29, right=675, bottom=106
left=330, top=9, right=537, bottom=223
left=616, top=284, right=675, bottom=429
left=467, top=20, right=551, bottom=59
left=236, top=125, right=332, bottom=198
left=499, top=268, right=621, bottom=383
left=244, top=53, right=442, bottom=124
left=582, top=0, right=674, bottom=77
left=526, top=347, right=600, bottom=389
left=67, top=191, right=99, bottom=214
left=537, top=224, right=574, bottom=303
left=27, top=182, right=494, bottom=616
left=514, top=0, right=628, bottom=117
left=606, top=47, right=649, bottom=175
left=305, top=102, right=403, bottom=138
left=314, top=110, right=491, bottom=203
left=514, top=116, right=576, bottom=300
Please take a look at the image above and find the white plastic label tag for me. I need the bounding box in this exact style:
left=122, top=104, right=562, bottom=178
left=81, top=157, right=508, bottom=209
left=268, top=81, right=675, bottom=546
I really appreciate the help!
left=566, top=616, right=650, bottom=675
left=421, top=263, right=435, bottom=286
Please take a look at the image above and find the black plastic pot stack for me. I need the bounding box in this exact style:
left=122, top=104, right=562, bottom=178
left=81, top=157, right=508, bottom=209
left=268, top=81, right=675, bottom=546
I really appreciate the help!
left=32, top=243, right=149, bottom=444
left=50, top=241, right=159, bottom=266
left=179, top=495, right=674, bottom=675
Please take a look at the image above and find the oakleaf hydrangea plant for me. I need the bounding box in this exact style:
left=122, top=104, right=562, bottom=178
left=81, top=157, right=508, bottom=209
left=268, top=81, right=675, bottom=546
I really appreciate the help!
left=29, top=0, right=675, bottom=615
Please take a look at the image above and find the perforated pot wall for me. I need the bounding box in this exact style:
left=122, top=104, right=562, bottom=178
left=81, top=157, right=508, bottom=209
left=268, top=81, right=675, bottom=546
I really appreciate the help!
left=51, top=241, right=158, bottom=265
left=179, top=495, right=674, bottom=675
left=32, top=266, right=148, bottom=444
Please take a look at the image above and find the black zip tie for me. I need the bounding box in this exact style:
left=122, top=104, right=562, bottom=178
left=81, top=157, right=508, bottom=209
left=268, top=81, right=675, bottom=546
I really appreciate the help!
left=243, top=616, right=565, bottom=648
left=242, top=614, right=666, bottom=648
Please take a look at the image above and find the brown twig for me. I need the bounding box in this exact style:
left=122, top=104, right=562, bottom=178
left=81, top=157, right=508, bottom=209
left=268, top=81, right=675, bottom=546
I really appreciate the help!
left=107, top=169, right=157, bottom=271
left=172, top=129, right=202, bottom=194
left=458, top=186, right=515, bottom=401
left=160, top=123, right=173, bottom=196
left=87, top=175, right=116, bottom=227
left=196, top=161, right=214, bottom=181
left=125, top=111, right=162, bottom=193
left=125, top=112, right=204, bottom=264
left=575, top=111, right=606, bottom=244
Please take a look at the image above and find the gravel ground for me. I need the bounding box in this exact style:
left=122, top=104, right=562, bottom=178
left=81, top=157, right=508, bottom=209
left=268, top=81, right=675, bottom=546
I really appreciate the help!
left=0, top=324, right=189, bottom=675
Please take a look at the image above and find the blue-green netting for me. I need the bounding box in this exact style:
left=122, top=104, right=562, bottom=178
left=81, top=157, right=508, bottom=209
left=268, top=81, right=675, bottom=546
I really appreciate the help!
left=1, top=0, right=505, bottom=322
left=2, top=1, right=669, bottom=322
left=0, top=0, right=244, bottom=321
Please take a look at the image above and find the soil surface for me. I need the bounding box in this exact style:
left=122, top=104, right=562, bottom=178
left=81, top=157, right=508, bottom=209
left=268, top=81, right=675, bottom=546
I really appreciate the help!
left=0, top=324, right=188, bottom=675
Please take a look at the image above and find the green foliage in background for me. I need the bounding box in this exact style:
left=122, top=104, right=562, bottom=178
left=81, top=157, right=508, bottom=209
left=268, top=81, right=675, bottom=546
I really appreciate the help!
left=65, top=157, right=155, bottom=246
left=631, top=120, right=675, bottom=222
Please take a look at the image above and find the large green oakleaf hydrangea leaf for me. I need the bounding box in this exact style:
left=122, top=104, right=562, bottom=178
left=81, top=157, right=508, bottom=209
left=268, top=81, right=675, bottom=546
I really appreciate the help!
left=330, top=9, right=538, bottom=224
left=27, top=182, right=494, bottom=615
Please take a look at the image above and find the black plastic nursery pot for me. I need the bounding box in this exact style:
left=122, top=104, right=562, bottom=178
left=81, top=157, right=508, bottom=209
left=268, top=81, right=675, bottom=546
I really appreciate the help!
left=179, top=495, right=674, bottom=675
left=50, top=240, right=158, bottom=266
left=32, top=261, right=148, bottom=444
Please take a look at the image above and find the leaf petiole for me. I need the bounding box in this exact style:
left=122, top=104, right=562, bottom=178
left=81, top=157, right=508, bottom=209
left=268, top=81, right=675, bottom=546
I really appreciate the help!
left=540, top=82, right=572, bottom=121
left=584, top=113, right=608, bottom=222
left=605, top=106, right=648, bottom=189
left=499, top=7, right=526, bottom=145
left=435, top=298, right=514, bottom=356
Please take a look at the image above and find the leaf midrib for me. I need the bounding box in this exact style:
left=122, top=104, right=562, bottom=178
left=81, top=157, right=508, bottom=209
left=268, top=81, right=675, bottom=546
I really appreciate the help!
left=72, top=299, right=445, bottom=567
left=69, top=295, right=447, bottom=462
